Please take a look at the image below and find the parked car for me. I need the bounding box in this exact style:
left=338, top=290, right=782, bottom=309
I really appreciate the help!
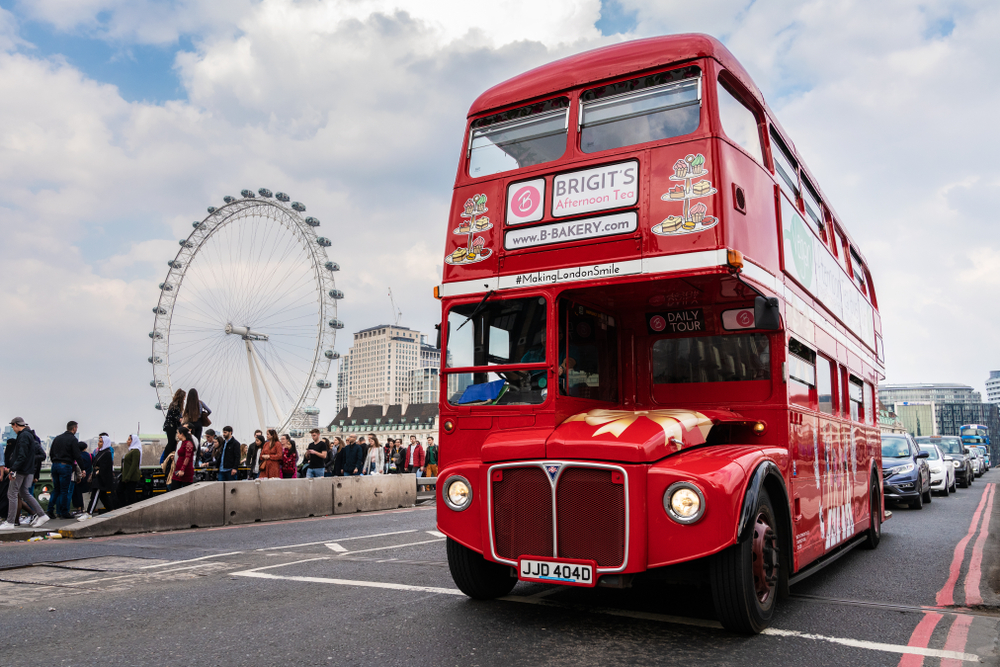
left=915, top=436, right=973, bottom=488
left=881, top=433, right=931, bottom=509
left=966, top=447, right=985, bottom=477
left=918, top=442, right=956, bottom=495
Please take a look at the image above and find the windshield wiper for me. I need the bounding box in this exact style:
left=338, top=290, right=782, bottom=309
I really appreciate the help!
left=456, top=289, right=495, bottom=331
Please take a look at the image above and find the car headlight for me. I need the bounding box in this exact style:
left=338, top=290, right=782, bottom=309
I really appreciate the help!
left=887, top=463, right=915, bottom=477
left=663, top=482, right=705, bottom=524
left=442, top=475, right=472, bottom=511
left=951, top=460, right=962, bottom=468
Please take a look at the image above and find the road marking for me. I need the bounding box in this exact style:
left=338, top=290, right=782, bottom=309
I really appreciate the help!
left=963, top=483, right=995, bottom=606
left=898, top=612, right=944, bottom=667
left=238, top=556, right=329, bottom=572
left=231, top=557, right=464, bottom=596
left=326, top=543, right=347, bottom=552
left=427, top=530, right=445, bottom=538
left=762, top=628, right=979, bottom=663
left=937, top=484, right=992, bottom=606
left=256, top=529, right=418, bottom=552
left=138, top=551, right=243, bottom=569
left=338, top=538, right=446, bottom=556
left=939, top=614, right=975, bottom=667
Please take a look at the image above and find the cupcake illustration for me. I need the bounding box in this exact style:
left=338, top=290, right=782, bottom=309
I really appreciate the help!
left=690, top=202, right=707, bottom=223
left=472, top=236, right=486, bottom=257
left=673, top=159, right=687, bottom=178
left=463, top=198, right=475, bottom=216
left=690, top=154, right=706, bottom=175
left=474, top=194, right=487, bottom=215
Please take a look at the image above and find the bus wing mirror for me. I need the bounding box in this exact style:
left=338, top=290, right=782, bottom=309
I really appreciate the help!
left=754, top=296, right=781, bottom=330
left=435, top=323, right=442, bottom=350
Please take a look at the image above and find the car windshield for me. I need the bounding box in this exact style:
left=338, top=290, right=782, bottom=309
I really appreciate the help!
left=919, top=445, right=940, bottom=460
left=916, top=437, right=963, bottom=455
left=881, top=437, right=910, bottom=458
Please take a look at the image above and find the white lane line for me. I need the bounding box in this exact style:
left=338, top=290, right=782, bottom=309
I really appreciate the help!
left=326, top=543, right=347, bottom=553
left=256, top=529, right=418, bottom=552
left=138, top=551, right=244, bottom=569
left=427, top=530, right=445, bottom=538
left=238, top=556, right=329, bottom=573
left=338, top=538, right=445, bottom=556
left=761, top=628, right=979, bottom=663
left=232, top=570, right=466, bottom=596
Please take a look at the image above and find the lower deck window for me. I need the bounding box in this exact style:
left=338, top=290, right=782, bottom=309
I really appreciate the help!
left=652, top=334, right=770, bottom=384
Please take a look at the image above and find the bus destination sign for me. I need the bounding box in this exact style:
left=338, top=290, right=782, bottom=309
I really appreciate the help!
left=647, top=309, right=705, bottom=334
left=552, top=159, right=638, bottom=217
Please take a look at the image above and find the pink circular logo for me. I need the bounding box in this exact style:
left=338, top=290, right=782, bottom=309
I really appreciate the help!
left=650, top=315, right=666, bottom=332
left=736, top=310, right=754, bottom=327
left=512, top=186, right=541, bottom=217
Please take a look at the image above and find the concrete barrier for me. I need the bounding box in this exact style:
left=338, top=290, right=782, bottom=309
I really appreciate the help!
left=60, top=482, right=224, bottom=539
left=224, top=477, right=336, bottom=525
left=58, top=475, right=416, bottom=539
left=333, top=474, right=416, bottom=514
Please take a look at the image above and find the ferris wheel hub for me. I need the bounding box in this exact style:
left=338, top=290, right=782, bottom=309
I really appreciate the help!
left=225, top=323, right=269, bottom=341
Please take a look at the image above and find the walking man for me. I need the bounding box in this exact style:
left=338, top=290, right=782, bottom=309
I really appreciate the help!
left=405, top=435, right=425, bottom=476
left=217, top=427, right=241, bottom=481
left=49, top=421, right=85, bottom=519
left=0, top=418, right=49, bottom=530
left=424, top=436, right=438, bottom=481
left=304, top=429, right=328, bottom=478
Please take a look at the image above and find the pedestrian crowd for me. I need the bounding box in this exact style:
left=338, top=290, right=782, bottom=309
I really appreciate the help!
left=1, top=387, right=439, bottom=530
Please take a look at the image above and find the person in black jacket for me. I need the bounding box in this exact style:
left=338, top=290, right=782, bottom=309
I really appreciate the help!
left=342, top=435, right=364, bottom=476
left=216, top=427, right=241, bottom=481
left=49, top=421, right=85, bottom=519
left=1, top=418, right=48, bottom=530
left=83, top=434, right=118, bottom=518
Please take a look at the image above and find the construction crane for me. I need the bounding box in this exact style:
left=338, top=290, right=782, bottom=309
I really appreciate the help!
left=388, top=288, right=402, bottom=326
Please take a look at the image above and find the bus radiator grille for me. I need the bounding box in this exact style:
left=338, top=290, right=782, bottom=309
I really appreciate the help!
left=492, top=467, right=554, bottom=560
left=556, top=468, right=625, bottom=567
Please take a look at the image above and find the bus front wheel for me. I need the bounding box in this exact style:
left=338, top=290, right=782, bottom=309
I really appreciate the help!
left=710, top=489, right=779, bottom=634
left=447, top=537, right=517, bottom=600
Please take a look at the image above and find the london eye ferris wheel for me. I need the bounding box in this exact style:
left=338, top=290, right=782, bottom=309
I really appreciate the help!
left=149, top=189, right=343, bottom=439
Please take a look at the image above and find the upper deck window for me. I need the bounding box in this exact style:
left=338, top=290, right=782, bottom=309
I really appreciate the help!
left=770, top=129, right=799, bottom=200
left=802, top=180, right=825, bottom=238
left=468, top=98, right=569, bottom=179
left=652, top=333, right=770, bottom=384
left=849, top=250, right=867, bottom=294
left=717, top=78, right=763, bottom=165
left=580, top=66, right=701, bottom=154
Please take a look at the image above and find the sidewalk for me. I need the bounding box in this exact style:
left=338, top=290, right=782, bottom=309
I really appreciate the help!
left=0, top=517, right=87, bottom=543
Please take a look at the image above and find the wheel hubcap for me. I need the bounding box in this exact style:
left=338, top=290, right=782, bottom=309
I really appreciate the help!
left=751, top=511, right=778, bottom=604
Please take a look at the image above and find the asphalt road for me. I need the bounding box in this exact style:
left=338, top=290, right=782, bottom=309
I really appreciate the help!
left=0, top=471, right=997, bottom=667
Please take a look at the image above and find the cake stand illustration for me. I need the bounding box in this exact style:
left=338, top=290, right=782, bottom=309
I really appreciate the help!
left=445, top=193, right=493, bottom=265
left=653, top=154, right=719, bottom=236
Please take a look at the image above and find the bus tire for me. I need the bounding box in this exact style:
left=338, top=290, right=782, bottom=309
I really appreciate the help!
left=710, top=489, right=779, bottom=634
left=862, top=480, right=881, bottom=550
left=446, top=537, right=516, bottom=600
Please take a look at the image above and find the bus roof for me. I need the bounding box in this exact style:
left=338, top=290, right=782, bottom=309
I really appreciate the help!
left=469, top=34, right=764, bottom=119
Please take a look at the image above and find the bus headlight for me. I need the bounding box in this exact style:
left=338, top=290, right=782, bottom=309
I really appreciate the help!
left=664, top=482, right=705, bottom=524
left=443, top=475, right=472, bottom=511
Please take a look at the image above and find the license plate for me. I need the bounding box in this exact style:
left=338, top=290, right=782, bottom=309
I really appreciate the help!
left=518, top=557, right=597, bottom=587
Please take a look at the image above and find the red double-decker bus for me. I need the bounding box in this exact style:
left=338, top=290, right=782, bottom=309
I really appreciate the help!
left=434, top=34, right=885, bottom=633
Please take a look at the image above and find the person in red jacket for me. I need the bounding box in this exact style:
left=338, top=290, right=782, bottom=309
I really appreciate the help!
left=170, top=427, right=196, bottom=490
left=404, top=435, right=425, bottom=476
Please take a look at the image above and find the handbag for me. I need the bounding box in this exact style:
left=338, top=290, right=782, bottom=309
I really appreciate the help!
left=201, top=411, right=212, bottom=427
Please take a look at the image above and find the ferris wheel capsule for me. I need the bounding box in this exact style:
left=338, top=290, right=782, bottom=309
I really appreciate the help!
left=179, top=239, right=194, bottom=248
left=324, top=261, right=340, bottom=272
left=149, top=356, right=163, bottom=364
left=328, top=289, right=344, bottom=299
left=316, top=237, right=331, bottom=247
left=275, top=192, right=290, bottom=202
left=258, top=188, right=273, bottom=198
left=304, top=216, right=320, bottom=227
left=150, top=379, right=164, bottom=388
left=241, top=189, right=256, bottom=198
left=159, top=282, right=173, bottom=291
left=303, top=406, right=321, bottom=416
left=224, top=196, right=236, bottom=204
left=207, top=206, right=217, bottom=213
left=328, top=319, right=344, bottom=329
left=324, top=350, right=340, bottom=360
left=168, top=260, right=183, bottom=269
left=291, top=202, right=306, bottom=212
left=149, top=331, right=163, bottom=339
left=193, top=221, right=205, bottom=229
left=153, top=307, right=167, bottom=315
left=316, top=380, right=332, bottom=389
left=155, top=402, right=163, bottom=410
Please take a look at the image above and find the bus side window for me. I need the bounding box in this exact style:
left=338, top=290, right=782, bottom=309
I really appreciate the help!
left=788, top=338, right=816, bottom=410
left=849, top=376, right=864, bottom=422
left=866, top=382, right=876, bottom=425
left=770, top=128, right=799, bottom=201
left=717, top=76, right=764, bottom=165
left=802, top=179, right=825, bottom=243
left=849, top=249, right=867, bottom=296
left=817, top=355, right=835, bottom=415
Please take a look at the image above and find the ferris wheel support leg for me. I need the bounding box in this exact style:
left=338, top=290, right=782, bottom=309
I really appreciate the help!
left=246, top=340, right=268, bottom=433
left=249, top=341, right=286, bottom=426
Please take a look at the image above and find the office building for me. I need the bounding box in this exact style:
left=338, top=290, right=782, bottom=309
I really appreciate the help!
left=986, top=371, right=1000, bottom=404
left=878, top=383, right=981, bottom=406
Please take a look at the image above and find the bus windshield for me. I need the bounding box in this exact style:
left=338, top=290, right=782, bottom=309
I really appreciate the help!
left=915, top=436, right=964, bottom=455
left=652, top=334, right=770, bottom=384
left=468, top=98, right=569, bottom=178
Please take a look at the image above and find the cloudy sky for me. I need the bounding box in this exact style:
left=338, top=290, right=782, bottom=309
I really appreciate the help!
left=0, top=0, right=997, bottom=440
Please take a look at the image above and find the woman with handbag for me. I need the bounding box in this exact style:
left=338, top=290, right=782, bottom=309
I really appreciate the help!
left=181, top=388, right=210, bottom=444
left=161, top=389, right=186, bottom=463
left=168, top=427, right=196, bottom=490
left=363, top=434, right=384, bottom=475
left=258, top=430, right=283, bottom=479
